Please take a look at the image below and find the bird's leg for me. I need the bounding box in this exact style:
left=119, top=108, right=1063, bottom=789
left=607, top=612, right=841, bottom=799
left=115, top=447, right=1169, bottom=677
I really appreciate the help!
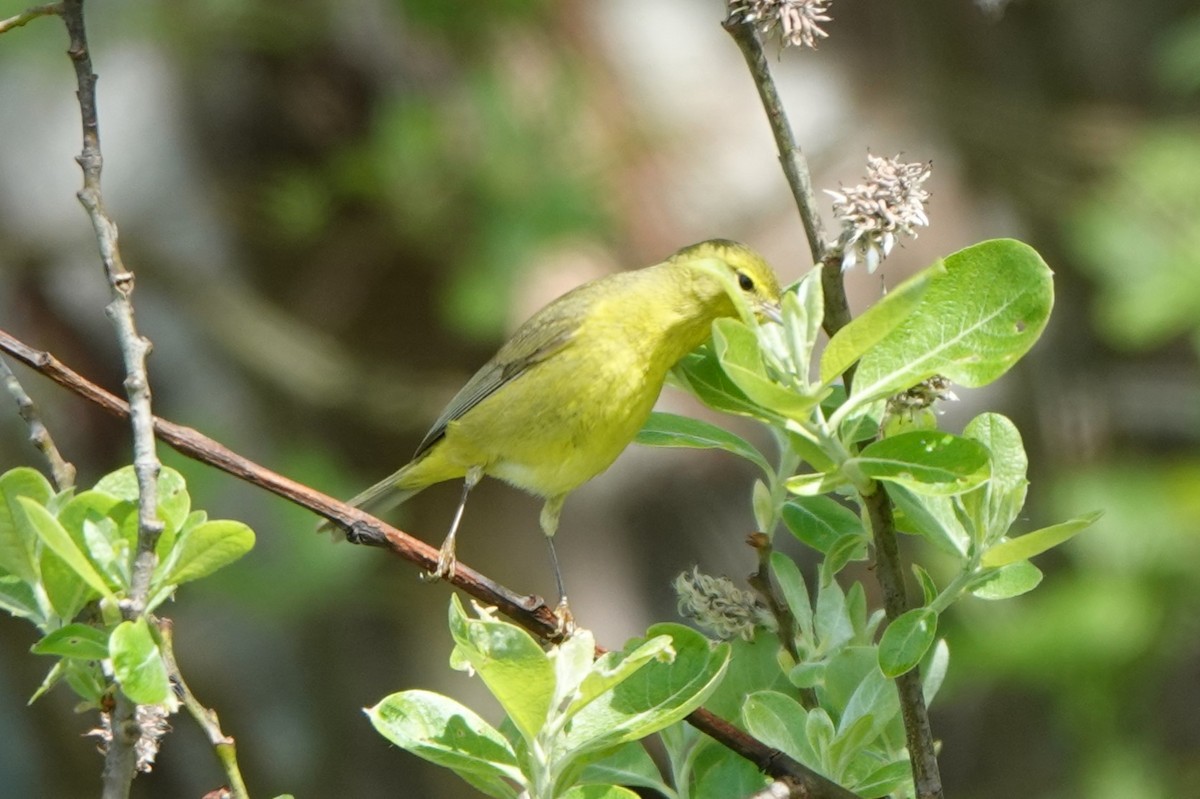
left=539, top=496, right=574, bottom=635
left=432, top=466, right=483, bottom=580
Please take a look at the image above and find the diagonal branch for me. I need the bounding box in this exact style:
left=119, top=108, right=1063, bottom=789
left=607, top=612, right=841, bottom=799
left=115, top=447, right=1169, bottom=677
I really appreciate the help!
left=0, top=356, right=76, bottom=490
left=0, top=327, right=862, bottom=799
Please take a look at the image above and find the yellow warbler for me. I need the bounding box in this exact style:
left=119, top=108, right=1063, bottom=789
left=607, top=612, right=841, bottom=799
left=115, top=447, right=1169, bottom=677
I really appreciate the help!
left=331, top=239, right=782, bottom=622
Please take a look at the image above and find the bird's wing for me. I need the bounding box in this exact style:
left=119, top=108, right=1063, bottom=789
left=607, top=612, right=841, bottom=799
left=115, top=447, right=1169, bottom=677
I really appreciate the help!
left=410, top=308, right=582, bottom=460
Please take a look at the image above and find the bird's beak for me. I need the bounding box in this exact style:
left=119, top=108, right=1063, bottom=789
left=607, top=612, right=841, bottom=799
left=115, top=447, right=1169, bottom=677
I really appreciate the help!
left=758, top=300, right=784, bottom=325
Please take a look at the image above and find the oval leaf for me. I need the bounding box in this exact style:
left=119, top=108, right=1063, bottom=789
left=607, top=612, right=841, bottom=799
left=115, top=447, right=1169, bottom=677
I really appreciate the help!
left=366, top=689, right=521, bottom=790
left=851, top=431, right=990, bottom=495
left=161, top=519, right=255, bottom=586
left=878, top=608, right=937, bottom=678
left=781, top=496, right=863, bottom=554
left=110, top=618, right=169, bottom=704
left=970, top=560, right=1043, bottom=600
left=712, top=319, right=818, bottom=418
left=850, top=239, right=1054, bottom=405
left=635, top=412, right=771, bottom=477
left=32, top=623, right=110, bottom=659
left=0, top=467, right=54, bottom=584
left=820, top=265, right=933, bottom=385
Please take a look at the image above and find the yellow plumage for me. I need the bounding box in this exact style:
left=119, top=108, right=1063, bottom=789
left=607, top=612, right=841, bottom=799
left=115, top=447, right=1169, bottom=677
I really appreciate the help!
left=333, top=239, right=782, bottom=621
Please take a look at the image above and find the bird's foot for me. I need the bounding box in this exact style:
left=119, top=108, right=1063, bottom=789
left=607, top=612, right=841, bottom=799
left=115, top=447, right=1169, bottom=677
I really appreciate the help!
left=553, top=596, right=576, bottom=637
left=423, top=541, right=457, bottom=582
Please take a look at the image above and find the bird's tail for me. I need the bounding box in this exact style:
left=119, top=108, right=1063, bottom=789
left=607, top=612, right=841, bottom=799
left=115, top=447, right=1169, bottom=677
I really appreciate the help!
left=316, top=466, right=426, bottom=537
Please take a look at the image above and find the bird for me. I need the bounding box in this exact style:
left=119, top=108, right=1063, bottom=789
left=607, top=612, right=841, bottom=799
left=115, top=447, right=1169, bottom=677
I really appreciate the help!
left=326, top=239, right=783, bottom=627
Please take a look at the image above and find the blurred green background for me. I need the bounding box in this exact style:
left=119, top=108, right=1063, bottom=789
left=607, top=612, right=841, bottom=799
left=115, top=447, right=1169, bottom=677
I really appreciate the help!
left=2, top=0, right=1199, bottom=796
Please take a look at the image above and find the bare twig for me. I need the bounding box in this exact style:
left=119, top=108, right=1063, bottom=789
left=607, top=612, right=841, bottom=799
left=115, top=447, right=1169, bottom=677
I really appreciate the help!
left=722, top=10, right=943, bottom=799
left=157, top=619, right=249, bottom=799
left=57, top=1, right=163, bottom=795
left=0, top=328, right=862, bottom=799
left=0, top=2, right=60, bottom=34
left=720, top=14, right=852, bottom=338
left=0, top=357, right=76, bottom=489
left=61, top=0, right=163, bottom=614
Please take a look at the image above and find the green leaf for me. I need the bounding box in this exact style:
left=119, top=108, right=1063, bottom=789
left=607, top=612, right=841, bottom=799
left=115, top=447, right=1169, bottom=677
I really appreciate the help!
left=912, top=564, right=938, bottom=606
left=704, top=636, right=792, bottom=721
left=855, top=760, right=914, bottom=799
left=17, top=498, right=114, bottom=600
left=158, top=519, right=255, bottom=587
left=95, top=466, right=191, bottom=536
left=820, top=265, right=933, bottom=385
left=561, top=785, right=642, bottom=799
left=577, top=741, right=670, bottom=796
left=690, top=738, right=772, bottom=799
left=970, top=561, right=1043, bottom=600
left=819, top=534, right=868, bottom=583
left=109, top=618, right=169, bottom=704
left=40, top=548, right=93, bottom=620
left=742, top=691, right=817, bottom=766
left=878, top=608, right=937, bottom=678
left=58, top=491, right=128, bottom=589
left=0, top=574, right=44, bottom=624
left=447, top=595, right=553, bottom=744
left=60, top=659, right=107, bottom=706
left=31, top=623, right=109, bottom=659
left=567, top=633, right=675, bottom=722
left=980, top=510, right=1103, bottom=567
left=770, top=553, right=813, bottom=644
left=712, top=318, right=818, bottom=418
left=850, top=431, right=990, bottom=495
left=961, top=413, right=1029, bottom=542
left=818, top=646, right=877, bottom=713
left=0, top=467, right=53, bottom=584
left=563, top=624, right=729, bottom=756
left=670, top=350, right=777, bottom=423
left=366, top=690, right=522, bottom=796
left=635, top=412, right=771, bottom=477
left=813, top=578, right=853, bottom=656
left=784, top=268, right=824, bottom=374
left=785, top=470, right=850, bottom=497
left=922, top=639, right=950, bottom=706
left=886, top=485, right=970, bottom=558
left=849, top=239, right=1054, bottom=406
left=781, top=497, right=862, bottom=554
left=837, top=666, right=898, bottom=743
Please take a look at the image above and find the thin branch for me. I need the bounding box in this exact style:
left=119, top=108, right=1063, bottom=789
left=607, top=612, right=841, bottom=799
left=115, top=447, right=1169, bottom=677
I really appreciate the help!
left=862, top=487, right=942, bottom=799
left=157, top=619, right=249, bottom=799
left=0, top=328, right=862, bottom=799
left=61, top=0, right=163, bottom=615
left=59, top=2, right=163, bottom=796
left=0, top=357, right=76, bottom=490
left=721, top=10, right=942, bottom=799
left=0, top=2, right=60, bottom=34
left=720, top=14, right=852, bottom=338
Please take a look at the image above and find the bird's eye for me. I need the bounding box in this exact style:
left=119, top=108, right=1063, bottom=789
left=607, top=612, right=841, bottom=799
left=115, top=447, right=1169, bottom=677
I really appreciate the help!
left=737, top=272, right=755, bottom=291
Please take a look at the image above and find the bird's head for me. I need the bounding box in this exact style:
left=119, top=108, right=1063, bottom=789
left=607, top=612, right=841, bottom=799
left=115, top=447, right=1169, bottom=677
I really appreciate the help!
left=670, top=239, right=784, bottom=325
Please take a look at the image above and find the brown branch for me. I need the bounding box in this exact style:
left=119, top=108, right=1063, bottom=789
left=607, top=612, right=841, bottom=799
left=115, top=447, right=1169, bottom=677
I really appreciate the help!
left=0, top=2, right=60, bottom=34
left=0, top=327, right=862, bottom=799
left=862, top=487, right=942, bottom=799
left=0, top=357, right=76, bottom=490
left=720, top=15, right=852, bottom=339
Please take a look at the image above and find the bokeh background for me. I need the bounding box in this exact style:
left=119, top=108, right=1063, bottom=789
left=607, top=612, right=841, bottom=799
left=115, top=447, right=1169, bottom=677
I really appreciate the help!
left=2, top=0, right=1199, bottom=796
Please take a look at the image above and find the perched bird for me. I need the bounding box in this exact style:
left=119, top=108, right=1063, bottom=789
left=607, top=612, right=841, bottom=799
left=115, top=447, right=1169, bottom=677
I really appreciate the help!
left=329, top=239, right=782, bottom=625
